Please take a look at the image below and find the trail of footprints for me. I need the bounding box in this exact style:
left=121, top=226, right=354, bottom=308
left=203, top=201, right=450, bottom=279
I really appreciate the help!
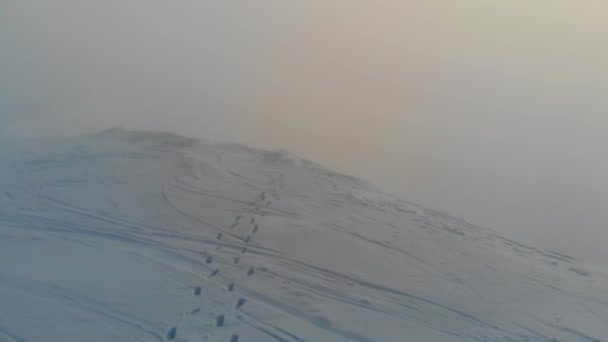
left=167, top=186, right=276, bottom=341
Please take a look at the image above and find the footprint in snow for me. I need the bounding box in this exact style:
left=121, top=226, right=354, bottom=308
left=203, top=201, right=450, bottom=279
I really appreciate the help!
left=194, top=286, right=202, bottom=296
left=205, top=256, right=213, bottom=264
left=166, top=327, right=177, bottom=340
left=215, top=315, right=225, bottom=327
left=236, top=298, right=247, bottom=309
left=209, top=270, right=219, bottom=278
left=247, top=267, right=255, bottom=276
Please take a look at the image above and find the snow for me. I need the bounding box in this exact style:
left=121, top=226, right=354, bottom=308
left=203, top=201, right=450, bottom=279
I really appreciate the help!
left=0, top=128, right=607, bottom=342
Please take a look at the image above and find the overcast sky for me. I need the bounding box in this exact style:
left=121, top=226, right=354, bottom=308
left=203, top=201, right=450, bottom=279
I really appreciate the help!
left=2, top=1, right=608, bottom=264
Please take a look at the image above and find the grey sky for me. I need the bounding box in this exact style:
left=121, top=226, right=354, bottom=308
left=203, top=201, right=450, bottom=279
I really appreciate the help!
left=2, top=1, right=608, bottom=264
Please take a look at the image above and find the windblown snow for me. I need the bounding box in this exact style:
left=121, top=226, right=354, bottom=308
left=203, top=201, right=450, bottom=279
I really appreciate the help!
left=0, top=128, right=606, bottom=342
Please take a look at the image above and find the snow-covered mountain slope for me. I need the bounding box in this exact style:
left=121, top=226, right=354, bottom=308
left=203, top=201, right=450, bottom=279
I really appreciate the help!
left=0, top=128, right=606, bottom=342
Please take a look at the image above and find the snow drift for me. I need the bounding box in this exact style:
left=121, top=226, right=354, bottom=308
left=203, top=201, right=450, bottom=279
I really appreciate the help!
left=0, top=128, right=606, bottom=341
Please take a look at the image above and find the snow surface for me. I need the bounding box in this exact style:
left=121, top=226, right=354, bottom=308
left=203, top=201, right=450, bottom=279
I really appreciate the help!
left=0, top=128, right=607, bottom=342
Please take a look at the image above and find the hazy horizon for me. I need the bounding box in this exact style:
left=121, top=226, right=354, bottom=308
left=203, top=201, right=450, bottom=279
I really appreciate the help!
left=2, top=0, right=608, bottom=264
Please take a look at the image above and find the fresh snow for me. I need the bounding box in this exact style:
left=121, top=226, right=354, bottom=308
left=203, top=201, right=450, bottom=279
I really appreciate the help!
left=0, top=128, right=607, bottom=342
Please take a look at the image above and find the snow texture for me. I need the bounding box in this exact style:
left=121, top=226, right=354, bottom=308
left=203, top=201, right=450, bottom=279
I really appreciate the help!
left=0, top=128, right=607, bottom=341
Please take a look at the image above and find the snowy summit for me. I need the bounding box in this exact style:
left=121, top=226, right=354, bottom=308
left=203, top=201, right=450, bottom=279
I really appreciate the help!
left=0, top=128, right=607, bottom=341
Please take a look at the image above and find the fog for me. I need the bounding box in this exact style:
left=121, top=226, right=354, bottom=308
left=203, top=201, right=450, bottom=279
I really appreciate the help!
left=2, top=1, right=608, bottom=264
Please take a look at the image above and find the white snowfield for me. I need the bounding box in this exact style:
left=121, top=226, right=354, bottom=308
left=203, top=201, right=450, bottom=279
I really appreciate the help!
left=0, top=128, right=607, bottom=342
